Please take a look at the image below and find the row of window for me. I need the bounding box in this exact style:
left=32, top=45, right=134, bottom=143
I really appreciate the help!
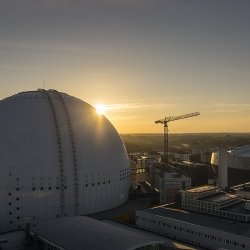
left=183, top=199, right=218, bottom=209
left=9, top=179, right=128, bottom=192
left=8, top=213, right=67, bottom=228
left=183, top=197, right=242, bottom=211
left=137, top=216, right=246, bottom=249
left=85, top=181, right=110, bottom=187
left=119, top=168, right=131, bottom=173
left=182, top=203, right=249, bottom=221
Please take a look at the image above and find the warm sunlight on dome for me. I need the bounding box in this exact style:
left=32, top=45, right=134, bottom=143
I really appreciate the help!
left=95, top=104, right=107, bottom=115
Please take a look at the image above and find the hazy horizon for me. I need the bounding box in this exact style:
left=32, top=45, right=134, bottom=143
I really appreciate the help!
left=121, top=132, right=250, bottom=134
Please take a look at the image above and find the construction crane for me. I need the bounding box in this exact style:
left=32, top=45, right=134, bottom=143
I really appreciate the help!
left=155, top=112, right=200, bottom=164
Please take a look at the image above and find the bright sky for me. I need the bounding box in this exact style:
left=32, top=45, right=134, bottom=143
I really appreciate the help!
left=1, top=0, right=250, bottom=133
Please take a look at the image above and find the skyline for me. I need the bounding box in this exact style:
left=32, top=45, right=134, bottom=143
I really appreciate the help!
left=1, top=0, right=250, bottom=133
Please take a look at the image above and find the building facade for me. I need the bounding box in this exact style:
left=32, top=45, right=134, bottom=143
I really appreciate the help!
left=154, top=171, right=191, bottom=204
left=136, top=207, right=249, bottom=250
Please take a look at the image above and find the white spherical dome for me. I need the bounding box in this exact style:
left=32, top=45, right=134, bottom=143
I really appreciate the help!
left=0, top=89, right=130, bottom=233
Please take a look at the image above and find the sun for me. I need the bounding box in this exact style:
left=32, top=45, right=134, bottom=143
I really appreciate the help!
left=95, top=104, right=107, bottom=115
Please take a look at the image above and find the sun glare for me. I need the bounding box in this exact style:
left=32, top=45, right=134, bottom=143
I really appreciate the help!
left=95, top=104, right=107, bottom=115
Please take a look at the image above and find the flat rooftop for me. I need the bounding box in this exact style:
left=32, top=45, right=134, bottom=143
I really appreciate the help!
left=186, top=185, right=218, bottom=193
left=229, top=145, right=250, bottom=157
left=222, top=201, right=250, bottom=215
left=197, top=192, right=250, bottom=215
left=141, top=205, right=250, bottom=238
left=31, top=216, right=164, bottom=250
left=104, top=220, right=200, bottom=250
left=199, top=192, right=240, bottom=203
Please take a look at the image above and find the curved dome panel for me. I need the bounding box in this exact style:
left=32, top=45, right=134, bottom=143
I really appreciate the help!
left=0, top=90, right=130, bottom=233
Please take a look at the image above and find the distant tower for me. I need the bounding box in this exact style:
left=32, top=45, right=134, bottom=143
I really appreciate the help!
left=218, top=148, right=228, bottom=188
left=210, top=152, right=219, bottom=185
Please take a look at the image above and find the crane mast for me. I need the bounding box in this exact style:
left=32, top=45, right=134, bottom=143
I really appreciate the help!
left=155, top=112, right=200, bottom=164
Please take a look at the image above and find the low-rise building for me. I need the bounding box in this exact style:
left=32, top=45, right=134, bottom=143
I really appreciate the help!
left=172, top=161, right=209, bottom=187
left=233, top=182, right=250, bottom=199
left=31, top=216, right=164, bottom=250
left=212, top=145, right=250, bottom=188
left=181, top=185, right=250, bottom=222
left=174, top=152, right=191, bottom=162
left=136, top=206, right=250, bottom=250
left=154, top=171, right=191, bottom=204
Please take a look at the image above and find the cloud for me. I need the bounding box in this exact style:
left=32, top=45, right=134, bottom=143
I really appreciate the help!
left=104, top=102, right=162, bottom=113
left=213, top=103, right=250, bottom=113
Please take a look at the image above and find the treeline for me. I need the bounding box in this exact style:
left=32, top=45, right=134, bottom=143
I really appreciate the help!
left=121, top=133, right=250, bottom=153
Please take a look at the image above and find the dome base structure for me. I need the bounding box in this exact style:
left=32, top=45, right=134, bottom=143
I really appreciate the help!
left=0, top=89, right=130, bottom=233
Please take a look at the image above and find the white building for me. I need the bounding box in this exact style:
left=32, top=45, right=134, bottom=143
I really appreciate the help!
left=213, top=146, right=250, bottom=188
left=0, top=90, right=130, bottom=233
left=181, top=185, right=250, bottom=222
left=133, top=155, right=160, bottom=170
left=136, top=206, right=250, bottom=250
left=174, top=152, right=191, bottom=162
